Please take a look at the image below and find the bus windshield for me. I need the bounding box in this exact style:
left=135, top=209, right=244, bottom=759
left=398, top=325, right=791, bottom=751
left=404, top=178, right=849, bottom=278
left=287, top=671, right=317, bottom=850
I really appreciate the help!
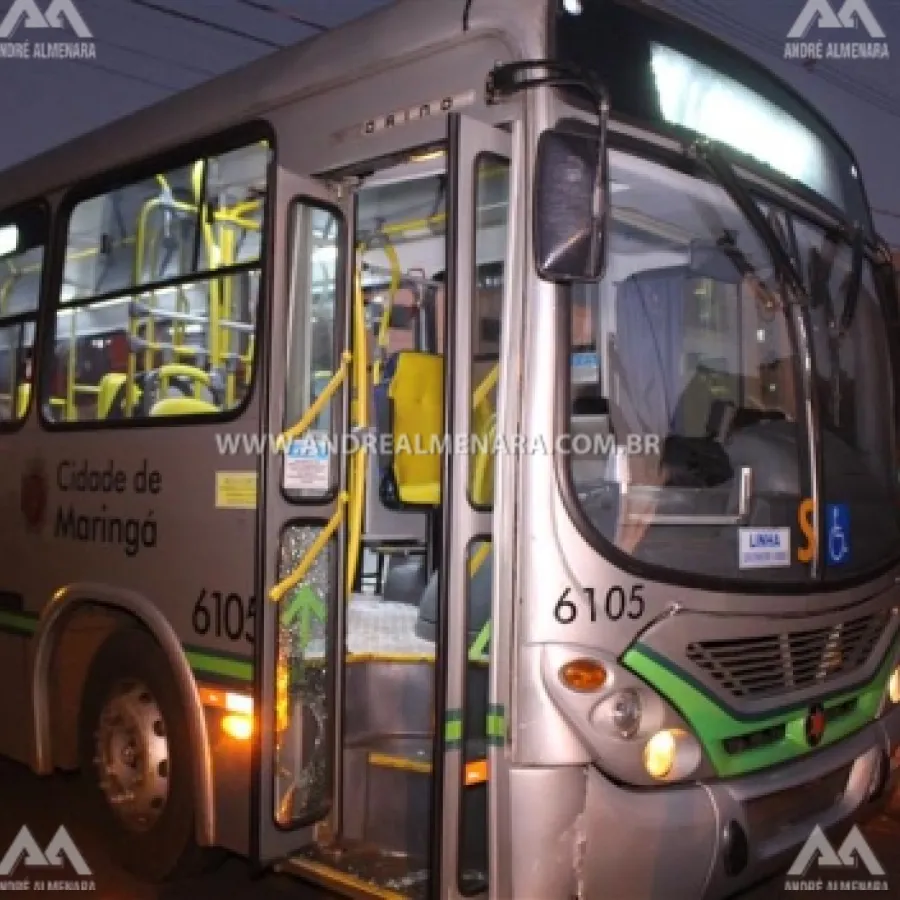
left=566, top=150, right=900, bottom=585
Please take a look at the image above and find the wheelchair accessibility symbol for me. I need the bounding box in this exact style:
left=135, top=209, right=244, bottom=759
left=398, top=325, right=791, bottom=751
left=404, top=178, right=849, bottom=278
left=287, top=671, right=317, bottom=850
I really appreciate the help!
left=826, top=503, right=850, bottom=566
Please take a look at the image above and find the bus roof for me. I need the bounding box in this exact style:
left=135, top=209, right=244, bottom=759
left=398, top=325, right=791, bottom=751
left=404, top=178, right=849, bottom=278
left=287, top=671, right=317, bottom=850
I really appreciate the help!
left=0, top=0, right=471, bottom=207
left=0, top=0, right=862, bottom=220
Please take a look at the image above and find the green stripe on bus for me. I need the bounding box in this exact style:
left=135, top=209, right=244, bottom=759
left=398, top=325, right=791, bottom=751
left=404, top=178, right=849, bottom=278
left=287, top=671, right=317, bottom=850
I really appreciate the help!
left=445, top=710, right=463, bottom=749
left=623, top=638, right=898, bottom=779
left=0, top=611, right=39, bottom=636
left=184, top=649, right=253, bottom=683
left=0, top=612, right=254, bottom=685
left=486, top=704, right=506, bottom=746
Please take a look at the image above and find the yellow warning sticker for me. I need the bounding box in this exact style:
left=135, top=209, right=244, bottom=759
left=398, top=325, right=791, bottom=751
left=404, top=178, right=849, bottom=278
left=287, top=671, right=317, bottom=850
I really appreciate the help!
left=215, top=472, right=257, bottom=509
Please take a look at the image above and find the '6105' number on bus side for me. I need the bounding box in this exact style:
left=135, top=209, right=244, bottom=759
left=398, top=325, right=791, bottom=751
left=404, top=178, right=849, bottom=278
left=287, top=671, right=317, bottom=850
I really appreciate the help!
left=554, top=585, right=645, bottom=624
left=193, top=589, right=255, bottom=643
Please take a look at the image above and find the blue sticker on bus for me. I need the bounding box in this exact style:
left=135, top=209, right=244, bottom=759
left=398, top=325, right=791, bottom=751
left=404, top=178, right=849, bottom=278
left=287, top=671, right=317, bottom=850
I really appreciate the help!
left=571, top=351, right=599, bottom=384
left=826, top=503, right=850, bottom=566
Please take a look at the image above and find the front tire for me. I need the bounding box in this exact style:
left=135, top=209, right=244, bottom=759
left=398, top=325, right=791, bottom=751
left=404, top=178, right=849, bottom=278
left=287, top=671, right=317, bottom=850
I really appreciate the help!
left=78, top=627, right=199, bottom=882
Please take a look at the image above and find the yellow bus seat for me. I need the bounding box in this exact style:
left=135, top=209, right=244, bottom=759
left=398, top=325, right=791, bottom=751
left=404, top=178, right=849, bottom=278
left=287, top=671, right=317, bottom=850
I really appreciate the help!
left=16, top=383, right=30, bottom=418
left=149, top=397, right=219, bottom=416
left=97, top=373, right=125, bottom=418
left=387, top=351, right=443, bottom=506
left=97, top=373, right=144, bottom=419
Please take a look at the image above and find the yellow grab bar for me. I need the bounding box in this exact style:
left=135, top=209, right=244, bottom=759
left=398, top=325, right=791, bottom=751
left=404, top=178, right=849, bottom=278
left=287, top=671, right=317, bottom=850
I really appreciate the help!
left=158, top=363, right=210, bottom=383
left=345, top=265, right=368, bottom=595
left=269, top=492, right=349, bottom=603
left=473, top=363, right=499, bottom=412
left=469, top=541, right=491, bottom=577
left=280, top=351, right=351, bottom=445
left=366, top=238, right=401, bottom=385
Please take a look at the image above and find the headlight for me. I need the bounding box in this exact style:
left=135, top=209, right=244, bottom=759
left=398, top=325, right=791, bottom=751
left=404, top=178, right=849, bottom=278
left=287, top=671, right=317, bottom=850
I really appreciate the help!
left=644, top=730, right=677, bottom=778
left=643, top=729, right=701, bottom=782
left=610, top=689, right=642, bottom=738
left=542, top=644, right=714, bottom=786
left=888, top=666, right=900, bottom=705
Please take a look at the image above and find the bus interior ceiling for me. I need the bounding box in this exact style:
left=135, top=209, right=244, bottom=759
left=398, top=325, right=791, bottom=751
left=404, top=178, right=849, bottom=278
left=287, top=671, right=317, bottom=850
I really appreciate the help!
left=277, top=153, right=508, bottom=893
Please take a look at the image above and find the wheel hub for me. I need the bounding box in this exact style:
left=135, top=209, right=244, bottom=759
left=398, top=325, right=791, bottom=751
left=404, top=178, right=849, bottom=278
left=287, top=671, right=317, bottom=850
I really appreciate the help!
left=94, top=678, right=170, bottom=832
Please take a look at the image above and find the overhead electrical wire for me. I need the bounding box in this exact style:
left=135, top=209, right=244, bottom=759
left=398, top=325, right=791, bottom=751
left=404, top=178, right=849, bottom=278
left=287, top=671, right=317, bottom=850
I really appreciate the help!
left=234, top=0, right=328, bottom=32
left=676, top=0, right=900, bottom=121
left=128, top=0, right=283, bottom=49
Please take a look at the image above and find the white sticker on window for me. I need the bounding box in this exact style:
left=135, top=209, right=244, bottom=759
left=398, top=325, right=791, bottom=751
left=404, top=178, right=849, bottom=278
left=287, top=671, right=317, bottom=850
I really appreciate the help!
left=283, top=433, right=330, bottom=492
left=738, top=527, right=791, bottom=569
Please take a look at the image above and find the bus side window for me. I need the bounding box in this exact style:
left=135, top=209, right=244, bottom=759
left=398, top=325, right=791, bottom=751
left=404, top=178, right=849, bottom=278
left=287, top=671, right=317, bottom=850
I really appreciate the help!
left=0, top=205, right=45, bottom=424
left=43, top=140, right=270, bottom=423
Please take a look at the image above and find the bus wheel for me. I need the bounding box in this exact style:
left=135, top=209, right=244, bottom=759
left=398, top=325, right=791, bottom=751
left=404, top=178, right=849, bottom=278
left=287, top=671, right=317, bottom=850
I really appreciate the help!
left=78, top=627, right=199, bottom=882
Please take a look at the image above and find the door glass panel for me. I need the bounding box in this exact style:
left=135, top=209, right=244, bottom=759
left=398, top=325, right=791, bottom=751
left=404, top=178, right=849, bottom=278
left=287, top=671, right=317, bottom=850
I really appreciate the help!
left=274, top=526, right=335, bottom=825
left=468, top=154, right=509, bottom=509
left=460, top=539, right=492, bottom=894
left=283, top=202, right=343, bottom=499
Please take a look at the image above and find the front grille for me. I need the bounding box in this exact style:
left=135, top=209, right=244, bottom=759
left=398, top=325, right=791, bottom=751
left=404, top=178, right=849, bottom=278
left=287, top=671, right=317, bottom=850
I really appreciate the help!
left=686, top=610, right=890, bottom=701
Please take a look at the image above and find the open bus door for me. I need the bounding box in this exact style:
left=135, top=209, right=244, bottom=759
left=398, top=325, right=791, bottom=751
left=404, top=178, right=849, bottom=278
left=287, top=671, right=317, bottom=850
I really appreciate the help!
left=253, top=114, right=513, bottom=899
left=253, top=171, right=355, bottom=865
left=432, top=114, right=512, bottom=900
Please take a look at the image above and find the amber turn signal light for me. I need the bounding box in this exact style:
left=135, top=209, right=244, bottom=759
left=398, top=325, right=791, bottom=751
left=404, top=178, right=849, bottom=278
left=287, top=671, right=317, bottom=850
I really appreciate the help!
left=559, top=658, right=607, bottom=692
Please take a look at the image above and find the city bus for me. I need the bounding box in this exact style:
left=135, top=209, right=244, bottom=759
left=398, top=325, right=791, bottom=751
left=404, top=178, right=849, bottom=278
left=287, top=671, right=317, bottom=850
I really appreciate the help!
left=1, top=0, right=899, bottom=897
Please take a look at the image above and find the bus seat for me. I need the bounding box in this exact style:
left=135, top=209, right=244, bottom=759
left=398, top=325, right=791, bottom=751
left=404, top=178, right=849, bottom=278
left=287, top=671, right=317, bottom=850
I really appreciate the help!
left=149, top=397, right=219, bottom=416
left=97, top=373, right=126, bottom=418
left=16, top=383, right=30, bottom=418
left=383, top=351, right=443, bottom=507
left=415, top=546, right=493, bottom=643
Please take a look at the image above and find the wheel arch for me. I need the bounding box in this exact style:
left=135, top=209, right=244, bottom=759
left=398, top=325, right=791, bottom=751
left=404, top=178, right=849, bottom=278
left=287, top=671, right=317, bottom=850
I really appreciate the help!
left=31, top=583, right=215, bottom=846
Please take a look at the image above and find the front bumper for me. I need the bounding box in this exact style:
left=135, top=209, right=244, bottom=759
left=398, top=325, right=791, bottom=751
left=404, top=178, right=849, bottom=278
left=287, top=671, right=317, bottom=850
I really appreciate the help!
left=580, top=701, right=900, bottom=900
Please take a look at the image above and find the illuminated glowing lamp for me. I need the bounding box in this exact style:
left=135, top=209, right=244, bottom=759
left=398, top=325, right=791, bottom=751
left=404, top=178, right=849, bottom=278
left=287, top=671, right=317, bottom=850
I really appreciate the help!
left=0, top=224, right=18, bottom=258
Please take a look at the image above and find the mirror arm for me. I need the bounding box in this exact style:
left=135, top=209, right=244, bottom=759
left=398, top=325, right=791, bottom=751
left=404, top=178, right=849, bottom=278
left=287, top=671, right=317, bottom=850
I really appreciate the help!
left=487, top=59, right=611, bottom=276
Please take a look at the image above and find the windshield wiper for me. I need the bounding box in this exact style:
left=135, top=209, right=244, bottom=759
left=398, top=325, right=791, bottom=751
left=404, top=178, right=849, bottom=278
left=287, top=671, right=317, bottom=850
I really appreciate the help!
left=839, top=225, right=864, bottom=334
left=689, top=139, right=808, bottom=302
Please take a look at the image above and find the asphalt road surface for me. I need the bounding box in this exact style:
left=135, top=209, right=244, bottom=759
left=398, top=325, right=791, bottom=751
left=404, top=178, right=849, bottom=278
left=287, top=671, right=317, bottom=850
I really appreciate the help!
left=0, top=756, right=898, bottom=899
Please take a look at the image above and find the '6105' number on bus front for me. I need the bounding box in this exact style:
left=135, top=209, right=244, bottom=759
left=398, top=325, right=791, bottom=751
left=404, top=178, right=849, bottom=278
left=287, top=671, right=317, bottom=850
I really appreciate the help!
left=193, top=589, right=255, bottom=643
left=554, top=585, right=645, bottom=624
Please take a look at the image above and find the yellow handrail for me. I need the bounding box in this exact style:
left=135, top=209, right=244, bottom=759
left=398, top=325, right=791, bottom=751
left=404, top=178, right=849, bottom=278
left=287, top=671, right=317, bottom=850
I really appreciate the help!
left=366, top=237, right=401, bottom=385
left=280, top=351, right=351, bottom=445
left=345, top=264, right=368, bottom=595
left=473, top=363, right=499, bottom=411
left=469, top=541, right=491, bottom=577
left=269, top=492, right=349, bottom=603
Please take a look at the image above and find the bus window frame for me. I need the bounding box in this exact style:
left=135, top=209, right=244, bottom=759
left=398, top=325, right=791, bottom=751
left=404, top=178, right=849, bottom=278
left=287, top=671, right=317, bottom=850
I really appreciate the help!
left=0, top=196, right=51, bottom=434
left=37, top=119, right=277, bottom=431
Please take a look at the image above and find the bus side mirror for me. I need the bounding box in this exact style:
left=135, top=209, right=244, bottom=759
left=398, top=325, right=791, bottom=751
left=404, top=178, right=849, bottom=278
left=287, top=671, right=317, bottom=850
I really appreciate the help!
left=533, top=127, right=608, bottom=283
